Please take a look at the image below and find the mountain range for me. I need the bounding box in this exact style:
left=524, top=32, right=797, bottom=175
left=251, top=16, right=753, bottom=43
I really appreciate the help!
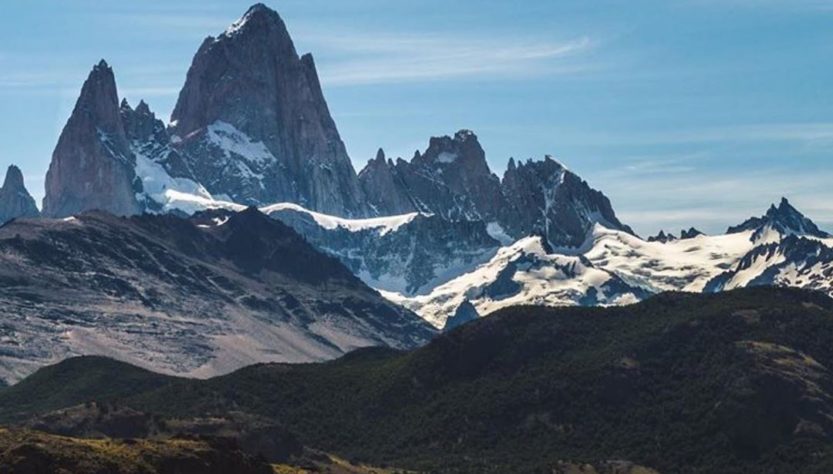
left=0, top=3, right=831, bottom=384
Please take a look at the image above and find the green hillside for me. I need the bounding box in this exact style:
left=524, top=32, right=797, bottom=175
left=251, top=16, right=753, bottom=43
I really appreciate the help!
left=4, top=288, right=833, bottom=472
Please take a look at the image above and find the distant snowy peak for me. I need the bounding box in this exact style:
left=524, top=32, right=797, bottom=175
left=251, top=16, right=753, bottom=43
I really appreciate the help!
left=647, top=230, right=677, bottom=243
left=728, top=197, right=830, bottom=243
left=647, top=227, right=704, bottom=243
left=360, top=131, right=632, bottom=248
left=681, top=227, right=705, bottom=239
left=502, top=156, right=634, bottom=248
left=705, top=235, right=833, bottom=295
left=385, top=234, right=648, bottom=328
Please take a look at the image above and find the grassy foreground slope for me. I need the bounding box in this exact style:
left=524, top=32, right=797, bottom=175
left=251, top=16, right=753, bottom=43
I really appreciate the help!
left=3, top=287, right=833, bottom=472
left=0, top=427, right=270, bottom=474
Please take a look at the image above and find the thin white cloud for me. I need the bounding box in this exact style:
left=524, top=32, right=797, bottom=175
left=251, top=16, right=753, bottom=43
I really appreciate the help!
left=293, top=28, right=596, bottom=86
left=594, top=158, right=833, bottom=235
left=98, top=13, right=229, bottom=35
left=558, top=123, right=833, bottom=148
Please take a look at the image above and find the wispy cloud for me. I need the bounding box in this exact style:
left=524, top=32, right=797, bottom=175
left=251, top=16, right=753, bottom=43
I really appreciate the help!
left=594, top=156, right=833, bottom=235
left=559, top=123, right=833, bottom=148
left=293, top=28, right=596, bottom=86
left=97, top=12, right=229, bottom=36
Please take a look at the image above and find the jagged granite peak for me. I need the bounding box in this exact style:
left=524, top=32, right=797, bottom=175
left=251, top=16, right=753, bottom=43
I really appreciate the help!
left=361, top=132, right=632, bottom=248
left=680, top=227, right=704, bottom=240
left=647, top=230, right=677, bottom=243
left=170, top=3, right=367, bottom=216
left=0, top=165, right=40, bottom=224
left=42, top=60, right=141, bottom=218
left=705, top=235, right=833, bottom=296
left=360, top=130, right=506, bottom=220
left=120, top=99, right=165, bottom=144
left=120, top=98, right=198, bottom=187
left=358, top=148, right=415, bottom=216
left=501, top=156, right=634, bottom=248
left=649, top=228, right=702, bottom=242
left=727, top=197, right=830, bottom=241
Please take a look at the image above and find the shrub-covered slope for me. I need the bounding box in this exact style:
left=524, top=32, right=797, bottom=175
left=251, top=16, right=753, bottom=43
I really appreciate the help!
left=4, top=288, right=833, bottom=472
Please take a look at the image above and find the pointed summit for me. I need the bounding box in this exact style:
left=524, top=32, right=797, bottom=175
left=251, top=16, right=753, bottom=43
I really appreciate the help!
left=170, top=3, right=367, bottom=216
left=502, top=155, right=633, bottom=247
left=680, top=227, right=704, bottom=239
left=2, top=164, right=25, bottom=190
left=70, top=59, right=124, bottom=136
left=648, top=230, right=677, bottom=243
left=42, top=61, right=140, bottom=218
left=727, top=197, right=830, bottom=241
left=223, top=3, right=283, bottom=37
left=0, top=165, right=40, bottom=224
left=358, top=148, right=415, bottom=215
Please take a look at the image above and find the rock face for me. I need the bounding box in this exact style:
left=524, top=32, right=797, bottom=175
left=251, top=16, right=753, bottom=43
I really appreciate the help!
left=357, top=149, right=415, bottom=216
left=442, top=301, right=480, bottom=332
left=42, top=61, right=141, bottom=218
left=41, top=3, right=632, bottom=247
left=120, top=99, right=210, bottom=213
left=680, top=227, right=704, bottom=239
left=0, top=165, right=40, bottom=224
left=170, top=3, right=366, bottom=216
left=359, top=131, right=632, bottom=248
left=360, top=130, right=506, bottom=221
left=501, top=156, right=633, bottom=248
left=727, top=197, right=830, bottom=242
left=648, top=230, right=677, bottom=243
left=705, top=235, right=833, bottom=295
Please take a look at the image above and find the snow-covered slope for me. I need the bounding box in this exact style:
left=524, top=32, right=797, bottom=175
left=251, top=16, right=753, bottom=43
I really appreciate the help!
left=582, top=225, right=756, bottom=293
left=383, top=236, right=648, bottom=328
left=261, top=202, right=420, bottom=235
left=261, top=205, right=501, bottom=295
left=705, top=236, right=833, bottom=295
left=381, top=199, right=833, bottom=327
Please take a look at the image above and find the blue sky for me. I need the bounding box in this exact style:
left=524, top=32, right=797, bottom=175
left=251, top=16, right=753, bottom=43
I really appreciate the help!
left=0, top=0, right=831, bottom=235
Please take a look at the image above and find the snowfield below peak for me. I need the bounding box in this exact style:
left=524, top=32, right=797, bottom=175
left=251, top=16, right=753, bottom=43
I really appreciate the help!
left=380, top=221, right=831, bottom=328
left=384, top=235, right=647, bottom=328
left=206, top=121, right=276, bottom=166
left=582, top=224, right=757, bottom=293
left=261, top=202, right=422, bottom=236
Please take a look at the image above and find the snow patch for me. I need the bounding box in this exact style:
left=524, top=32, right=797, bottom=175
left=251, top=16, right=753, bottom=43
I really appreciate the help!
left=486, top=221, right=514, bottom=246
left=206, top=121, right=276, bottom=166
left=261, top=202, right=422, bottom=236
left=385, top=235, right=637, bottom=328
left=437, top=152, right=458, bottom=164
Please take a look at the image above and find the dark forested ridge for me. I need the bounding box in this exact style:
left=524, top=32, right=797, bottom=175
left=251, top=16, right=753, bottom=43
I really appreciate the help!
left=3, top=287, right=833, bottom=473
